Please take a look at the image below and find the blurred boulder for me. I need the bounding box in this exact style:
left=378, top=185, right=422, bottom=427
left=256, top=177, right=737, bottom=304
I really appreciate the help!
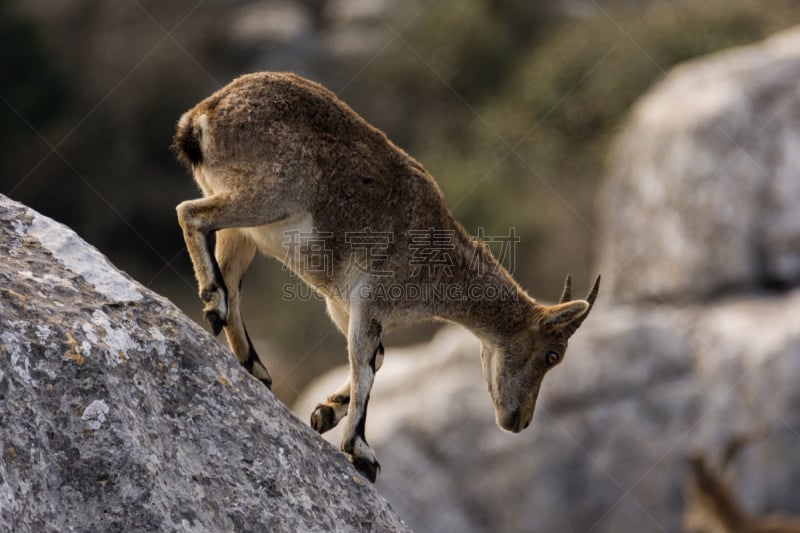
left=598, top=26, right=800, bottom=303
left=0, top=194, right=408, bottom=532
left=294, top=291, right=800, bottom=533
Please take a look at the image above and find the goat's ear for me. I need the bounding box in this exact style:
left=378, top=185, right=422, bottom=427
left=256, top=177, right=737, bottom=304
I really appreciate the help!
left=539, top=301, right=589, bottom=330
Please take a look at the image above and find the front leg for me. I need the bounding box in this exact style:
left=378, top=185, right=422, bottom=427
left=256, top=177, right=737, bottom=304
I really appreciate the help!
left=341, top=307, right=383, bottom=482
left=310, top=343, right=384, bottom=434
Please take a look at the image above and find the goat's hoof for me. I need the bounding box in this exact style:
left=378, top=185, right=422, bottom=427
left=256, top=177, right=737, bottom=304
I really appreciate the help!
left=204, top=310, right=226, bottom=336
left=352, top=456, right=381, bottom=483
left=311, top=404, right=337, bottom=434
left=245, top=359, right=272, bottom=390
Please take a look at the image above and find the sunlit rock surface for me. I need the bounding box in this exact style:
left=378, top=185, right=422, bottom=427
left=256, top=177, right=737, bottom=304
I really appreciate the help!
left=598, top=26, right=800, bottom=303
left=0, top=194, right=408, bottom=533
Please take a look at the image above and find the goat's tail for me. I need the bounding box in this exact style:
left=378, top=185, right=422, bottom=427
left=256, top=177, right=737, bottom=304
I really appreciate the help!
left=171, top=111, right=204, bottom=171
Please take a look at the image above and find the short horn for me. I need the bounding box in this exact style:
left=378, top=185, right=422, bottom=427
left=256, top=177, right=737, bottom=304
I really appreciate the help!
left=559, top=275, right=572, bottom=303
left=585, top=274, right=600, bottom=307
left=563, top=275, right=601, bottom=337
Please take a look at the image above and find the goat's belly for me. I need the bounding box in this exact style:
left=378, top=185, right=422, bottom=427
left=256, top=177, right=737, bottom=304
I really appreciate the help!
left=243, top=211, right=334, bottom=291
left=244, top=211, right=313, bottom=259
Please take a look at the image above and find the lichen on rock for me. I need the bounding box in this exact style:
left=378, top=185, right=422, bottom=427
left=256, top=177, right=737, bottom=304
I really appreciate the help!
left=0, top=194, right=408, bottom=532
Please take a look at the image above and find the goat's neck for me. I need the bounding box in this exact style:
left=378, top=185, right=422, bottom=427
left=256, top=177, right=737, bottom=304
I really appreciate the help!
left=434, top=229, right=537, bottom=340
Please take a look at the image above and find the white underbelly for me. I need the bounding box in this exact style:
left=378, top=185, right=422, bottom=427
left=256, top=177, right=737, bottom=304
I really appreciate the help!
left=192, top=166, right=335, bottom=291
left=244, top=210, right=315, bottom=262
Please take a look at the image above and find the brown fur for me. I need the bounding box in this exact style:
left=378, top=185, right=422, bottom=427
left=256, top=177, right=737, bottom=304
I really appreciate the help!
left=684, top=436, right=800, bottom=533
left=173, top=72, right=599, bottom=481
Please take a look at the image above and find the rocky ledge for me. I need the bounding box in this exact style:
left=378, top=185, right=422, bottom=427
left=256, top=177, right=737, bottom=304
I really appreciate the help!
left=0, top=194, right=408, bottom=533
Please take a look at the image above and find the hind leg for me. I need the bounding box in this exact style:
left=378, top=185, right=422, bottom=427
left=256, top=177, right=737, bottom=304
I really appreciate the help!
left=216, top=228, right=272, bottom=388
left=176, top=168, right=310, bottom=337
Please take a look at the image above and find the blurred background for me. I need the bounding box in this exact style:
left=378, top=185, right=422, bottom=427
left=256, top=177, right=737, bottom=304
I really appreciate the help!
left=4, top=0, right=799, bottom=402
left=4, top=1, right=800, bottom=531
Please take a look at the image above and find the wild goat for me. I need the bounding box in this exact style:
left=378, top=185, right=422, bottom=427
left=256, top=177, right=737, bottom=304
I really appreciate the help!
left=173, top=72, right=599, bottom=482
left=684, top=432, right=800, bottom=533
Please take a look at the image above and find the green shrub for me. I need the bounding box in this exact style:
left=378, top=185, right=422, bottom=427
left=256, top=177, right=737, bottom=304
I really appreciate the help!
left=0, top=1, right=66, bottom=149
left=367, top=0, right=800, bottom=291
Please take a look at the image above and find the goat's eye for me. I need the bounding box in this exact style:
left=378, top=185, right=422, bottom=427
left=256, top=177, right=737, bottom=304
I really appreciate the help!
left=544, top=351, right=560, bottom=367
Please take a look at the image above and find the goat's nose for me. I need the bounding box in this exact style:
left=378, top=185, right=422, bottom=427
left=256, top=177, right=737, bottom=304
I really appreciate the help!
left=510, top=409, right=521, bottom=433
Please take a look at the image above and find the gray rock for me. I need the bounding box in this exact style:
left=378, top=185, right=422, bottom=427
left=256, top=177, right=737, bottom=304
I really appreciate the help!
left=0, top=194, right=408, bottom=533
left=294, top=293, right=800, bottom=533
left=598, top=26, right=800, bottom=303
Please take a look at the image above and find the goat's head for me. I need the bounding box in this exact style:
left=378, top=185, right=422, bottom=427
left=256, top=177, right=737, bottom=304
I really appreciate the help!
left=480, top=275, right=600, bottom=433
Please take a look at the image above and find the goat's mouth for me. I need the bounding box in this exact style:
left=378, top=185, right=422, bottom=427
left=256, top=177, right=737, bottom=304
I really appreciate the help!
left=497, top=408, right=531, bottom=434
